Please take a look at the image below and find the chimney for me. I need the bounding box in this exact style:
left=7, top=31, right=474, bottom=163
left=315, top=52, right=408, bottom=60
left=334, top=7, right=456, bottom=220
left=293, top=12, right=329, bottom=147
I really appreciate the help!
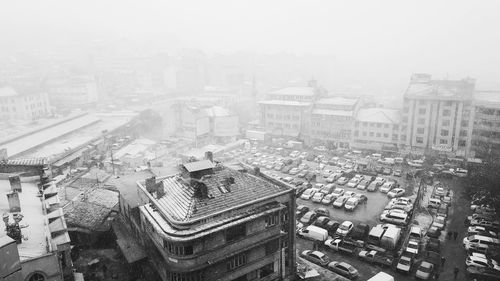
left=205, top=151, right=213, bottom=163
left=9, top=175, right=22, bottom=192
left=156, top=182, right=165, bottom=198
left=145, top=176, right=157, bottom=193
left=192, top=181, right=208, bottom=199
left=6, top=192, right=21, bottom=212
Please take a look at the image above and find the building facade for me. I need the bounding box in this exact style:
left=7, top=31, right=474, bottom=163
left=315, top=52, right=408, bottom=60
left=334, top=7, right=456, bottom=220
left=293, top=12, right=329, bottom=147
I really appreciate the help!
left=470, top=91, right=500, bottom=160
left=352, top=108, right=400, bottom=152
left=399, top=74, right=475, bottom=156
left=45, top=75, right=99, bottom=109
left=118, top=158, right=296, bottom=281
left=0, top=87, right=51, bottom=121
left=307, top=97, right=361, bottom=148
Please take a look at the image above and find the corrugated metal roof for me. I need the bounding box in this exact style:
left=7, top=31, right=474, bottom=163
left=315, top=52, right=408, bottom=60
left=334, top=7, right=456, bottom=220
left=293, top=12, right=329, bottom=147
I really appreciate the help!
left=3, top=157, right=47, bottom=166
left=183, top=160, right=214, bottom=172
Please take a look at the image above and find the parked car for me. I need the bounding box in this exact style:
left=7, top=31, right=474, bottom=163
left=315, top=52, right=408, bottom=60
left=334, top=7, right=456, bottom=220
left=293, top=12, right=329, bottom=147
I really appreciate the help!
left=468, top=226, right=498, bottom=238
left=314, top=216, right=332, bottom=228
left=347, top=178, right=360, bottom=188
left=315, top=207, right=330, bottom=217
left=394, top=169, right=403, bottom=177
left=466, top=266, right=500, bottom=281
left=387, top=188, right=405, bottom=198
left=296, top=205, right=309, bottom=218
left=300, top=211, right=318, bottom=224
left=333, top=195, right=349, bottom=208
left=406, top=240, right=420, bottom=255
left=432, top=215, right=447, bottom=230
left=300, top=188, right=317, bottom=200
left=331, top=188, right=345, bottom=200
left=367, top=181, right=379, bottom=192
left=380, top=210, right=409, bottom=226
left=336, top=221, right=354, bottom=236
left=426, top=238, right=440, bottom=253
left=396, top=255, right=414, bottom=274
left=300, top=250, right=330, bottom=266
left=374, top=177, right=386, bottom=186
left=354, top=194, right=368, bottom=205
left=350, top=223, right=370, bottom=241
left=344, top=197, right=359, bottom=211
left=466, top=253, right=499, bottom=269
left=312, top=192, right=325, bottom=203
left=327, top=262, right=359, bottom=280
left=357, top=180, right=370, bottom=190
left=325, top=220, right=340, bottom=236
left=337, top=177, right=349, bottom=185
left=321, top=194, right=336, bottom=205
left=428, top=198, right=441, bottom=209
left=357, top=250, right=394, bottom=267
left=415, top=261, right=434, bottom=280
left=380, top=182, right=396, bottom=193
left=426, top=226, right=442, bottom=238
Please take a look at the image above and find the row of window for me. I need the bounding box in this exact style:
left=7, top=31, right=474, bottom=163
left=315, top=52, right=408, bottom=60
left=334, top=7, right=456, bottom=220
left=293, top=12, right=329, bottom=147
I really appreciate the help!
left=354, top=131, right=394, bottom=139
left=266, top=113, right=300, bottom=120
left=267, top=122, right=299, bottom=129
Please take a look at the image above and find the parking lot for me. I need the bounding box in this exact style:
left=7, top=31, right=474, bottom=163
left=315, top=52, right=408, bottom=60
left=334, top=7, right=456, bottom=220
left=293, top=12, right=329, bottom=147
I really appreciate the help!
left=222, top=142, right=495, bottom=281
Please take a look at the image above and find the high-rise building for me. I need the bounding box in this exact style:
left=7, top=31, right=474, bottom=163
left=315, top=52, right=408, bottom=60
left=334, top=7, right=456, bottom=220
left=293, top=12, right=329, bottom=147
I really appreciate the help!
left=118, top=158, right=296, bottom=281
left=399, top=74, right=475, bottom=156
left=471, top=91, right=500, bottom=160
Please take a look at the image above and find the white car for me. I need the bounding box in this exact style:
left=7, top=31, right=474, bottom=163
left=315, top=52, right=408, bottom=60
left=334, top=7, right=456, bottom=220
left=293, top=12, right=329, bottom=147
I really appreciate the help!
left=344, top=198, right=359, bottom=211
left=387, top=188, right=405, bottom=198
left=432, top=215, right=446, bottom=230
left=336, top=221, right=354, bottom=236
left=347, top=178, right=360, bottom=188
left=333, top=195, right=349, bottom=208
left=321, top=194, right=336, bottom=205
left=406, top=240, right=419, bottom=255
left=380, top=182, right=396, bottom=193
left=300, top=188, right=317, bottom=200
left=289, top=168, right=300, bottom=175
left=435, top=186, right=446, bottom=197
left=396, top=255, right=413, bottom=273
left=374, top=177, right=386, bottom=186
left=344, top=191, right=356, bottom=197
left=468, top=226, right=498, bottom=238
left=331, top=188, right=345, bottom=200
left=312, top=192, right=325, bottom=203
left=466, top=254, right=500, bottom=270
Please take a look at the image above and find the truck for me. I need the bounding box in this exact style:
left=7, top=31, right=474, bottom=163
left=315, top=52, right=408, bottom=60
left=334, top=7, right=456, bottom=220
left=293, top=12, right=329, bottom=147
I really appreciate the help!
left=324, top=238, right=358, bottom=254
left=358, top=250, right=395, bottom=267
left=367, top=271, right=394, bottom=281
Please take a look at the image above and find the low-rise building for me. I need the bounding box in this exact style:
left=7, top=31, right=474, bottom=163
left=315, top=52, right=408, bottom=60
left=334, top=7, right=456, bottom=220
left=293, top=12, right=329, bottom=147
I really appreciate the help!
left=0, top=87, right=51, bottom=121
left=352, top=108, right=401, bottom=152
left=116, top=157, right=296, bottom=281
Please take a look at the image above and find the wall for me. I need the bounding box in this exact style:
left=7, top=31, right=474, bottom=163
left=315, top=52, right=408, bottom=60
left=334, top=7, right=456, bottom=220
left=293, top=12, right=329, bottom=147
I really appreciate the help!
left=21, top=254, right=62, bottom=281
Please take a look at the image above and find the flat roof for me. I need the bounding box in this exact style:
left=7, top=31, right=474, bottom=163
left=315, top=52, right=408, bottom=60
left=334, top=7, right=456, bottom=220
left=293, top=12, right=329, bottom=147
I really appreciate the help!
left=316, top=97, right=358, bottom=106
left=105, top=170, right=155, bottom=208
left=0, top=180, right=47, bottom=260
left=475, top=91, right=500, bottom=109
left=259, top=100, right=311, bottom=106
left=147, top=164, right=291, bottom=222
left=183, top=160, right=214, bottom=172
left=356, top=108, right=401, bottom=124
left=312, top=109, right=353, bottom=117
left=268, top=87, right=315, bottom=97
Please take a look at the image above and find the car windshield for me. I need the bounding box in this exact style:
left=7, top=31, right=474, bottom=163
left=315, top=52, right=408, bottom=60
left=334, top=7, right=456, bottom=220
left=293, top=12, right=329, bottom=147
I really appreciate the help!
left=400, top=258, right=411, bottom=265
left=340, top=224, right=349, bottom=230
left=419, top=264, right=431, bottom=273
left=408, top=243, right=418, bottom=249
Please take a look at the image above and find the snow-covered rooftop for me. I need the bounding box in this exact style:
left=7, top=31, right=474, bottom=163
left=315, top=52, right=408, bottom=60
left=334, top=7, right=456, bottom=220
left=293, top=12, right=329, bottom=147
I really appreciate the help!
left=356, top=108, right=401, bottom=124
left=268, top=87, right=315, bottom=97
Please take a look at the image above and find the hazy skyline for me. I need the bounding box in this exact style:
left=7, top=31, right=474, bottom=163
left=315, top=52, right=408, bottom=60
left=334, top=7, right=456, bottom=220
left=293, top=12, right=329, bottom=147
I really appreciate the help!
left=1, top=0, right=500, bottom=89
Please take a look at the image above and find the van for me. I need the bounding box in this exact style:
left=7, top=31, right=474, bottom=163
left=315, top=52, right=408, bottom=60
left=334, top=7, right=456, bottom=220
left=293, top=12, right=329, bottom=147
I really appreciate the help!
left=297, top=225, right=329, bottom=242
left=367, top=225, right=386, bottom=246
left=380, top=211, right=409, bottom=226
left=463, top=235, right=500, bottom=251
left=368, top=271, right=394, bottom=281
left=380, top=226, right=401, bottom=250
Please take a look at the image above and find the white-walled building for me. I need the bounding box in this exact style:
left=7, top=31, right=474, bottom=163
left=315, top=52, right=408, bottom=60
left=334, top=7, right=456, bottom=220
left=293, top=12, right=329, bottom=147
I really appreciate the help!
left=0, top=87, right=51, bottom=121
left=46, top=75, right=99, bottom=109
left=352, top=108, right=400, bottom=151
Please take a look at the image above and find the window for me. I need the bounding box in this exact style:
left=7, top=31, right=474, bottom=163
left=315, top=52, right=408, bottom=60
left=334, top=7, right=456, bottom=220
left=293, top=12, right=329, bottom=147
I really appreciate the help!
left=461, top=120, right=469, bottom=127
left=419, top=108, right=426, bottom=114
left=439, top=139, right=448, bottom=144
left=265, top=213, right=278, bottom=227
left=369, top=132, right=374, bottom=137
left=444, top=101, right=452, bottom=106
left=376, top=133, right=381, bottom=137
left=419, top=100, right=426, bottom=105
left=442, top=120, right=450, bottom=127
left=226, top=224, right=246, bottom=242
left=384, top=124, right=389, bottom=128
left=362, top=131, right=367, bottom=136
left=401, top=135, right=406, bottom=141
left=441, top=129, right=449, bottom=136
left=377, top=123, right=382, bottom=128
left=265, top=239, right=280, bottom=255
left=354, top=131, right=359, bottom=137
left=370, top=123, right=375, bottom=127
left=417, top=128, right=425, bottom=134
left=260, top=263, right=274, bottom=278
left=460, top=130, right=467, bottom=137
left=443, top=109, right=451, bottom=116
left=383, top=133, right=389, bottom=138
left=402, top=117, right=408, bottom=123
left=418, top=118, right=425, bottom=125
left=164, top=240, right=194, bottom=256
left=227, top=252, right=247, bottom=271
left=28, top=273, right=45, bottom=281
left=458, top=140, right=466, bottom=147
left=416, top=137, right=424, bottom=144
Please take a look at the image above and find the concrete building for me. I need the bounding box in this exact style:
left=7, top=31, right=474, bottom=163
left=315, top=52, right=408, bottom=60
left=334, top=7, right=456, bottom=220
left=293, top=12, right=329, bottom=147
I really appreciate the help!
left=307, top=97, right=361, bottom=148
left=352, top=108, right=401, bottom=152
left=399, top=74, right=475, bottom=156
left=117, top=157, right=296, bottom=281
left=0, top=171, right=72, bottom=281
left=0, top=87, right=51, bottom=121
left=470, top=91, right=500, bottom=160
left=45, top=75, right=99, bottom=109
left=259, top=87, right=316, bottom=138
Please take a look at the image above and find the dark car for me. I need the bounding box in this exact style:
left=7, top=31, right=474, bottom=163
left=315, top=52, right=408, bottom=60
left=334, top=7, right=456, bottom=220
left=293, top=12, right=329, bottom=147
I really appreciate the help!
left=426, top=238, right=441, bottom=253
left=315, top=207, right=330, bottom=217
left=296, top=205, right=309, bottom=218
left=354, top=194, right=368, bottom=205
left=350, top=223, right=370, bottom=240
left=466, top=266, right=500, bottom=281
left=314, top=216, right=331, bottom=228
left=325, top=220, right=340, bottom=236
left=300, top=211, right=318, bottom=224
left=426, top=226, right=442, bottom=238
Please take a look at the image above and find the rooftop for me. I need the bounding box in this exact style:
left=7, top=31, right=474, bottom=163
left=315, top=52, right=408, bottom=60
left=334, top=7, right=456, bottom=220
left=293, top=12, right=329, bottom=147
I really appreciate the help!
left=258, top=100, right=312, bottom=107
left=201, top=106, right=233, bottom=117
left=144, top=164, right=290, bottom=223
left=405, top=76, right=475, bottom=100
left=268, top=87, right=315, bottom=97
left=0, top=180, right=47, bottom=260
left=105, top=170, right=155, bottom=208
left=183, top=160, right=215, bottom=172
left=356, top=108, right=401, bottom=124
left=475, top=91, right=500, bottom=109
left=0, top=87, right=19, bottom=97
left=316, top=97, right=358, bottom=106
left=312, top=109, right=353, bottom=117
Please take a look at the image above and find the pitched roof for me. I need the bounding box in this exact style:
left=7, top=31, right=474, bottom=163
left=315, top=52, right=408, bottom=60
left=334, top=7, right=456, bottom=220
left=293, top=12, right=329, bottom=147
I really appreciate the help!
left=316, top=97, right=358, bottom=106
left=153, top=166, right=290, bottom=221
left=183, top=160, right=214, bottom=172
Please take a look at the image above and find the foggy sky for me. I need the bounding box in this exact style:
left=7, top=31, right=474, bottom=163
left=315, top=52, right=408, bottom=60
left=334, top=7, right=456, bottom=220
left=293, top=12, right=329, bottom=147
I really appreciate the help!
left=1, top=0, right=500, bottom=89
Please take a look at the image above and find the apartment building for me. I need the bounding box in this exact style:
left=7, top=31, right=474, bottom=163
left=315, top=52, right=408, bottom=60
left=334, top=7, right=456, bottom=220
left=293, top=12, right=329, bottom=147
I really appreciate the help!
left=119, top=156, right=296, bottom=281
left=259, top=87, right=316, bottom=137
left=470, top=91, right=500, bottom=160
left=0, top=87, right=51, bottom=120
left=306, top=97, right=361, bottom=148
left=352, top=108, right=401, bottom=151
left=399, top=74, right=475, bottom=156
